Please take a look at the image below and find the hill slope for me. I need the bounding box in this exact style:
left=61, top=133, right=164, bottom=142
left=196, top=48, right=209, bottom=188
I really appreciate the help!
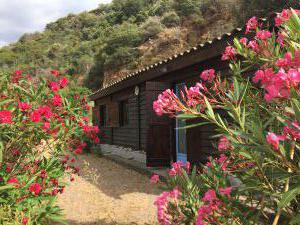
left=0, top=0, right=297, bottom=90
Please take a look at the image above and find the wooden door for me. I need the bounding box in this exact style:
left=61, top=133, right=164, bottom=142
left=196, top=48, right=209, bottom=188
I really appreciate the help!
left=145, top=81, right=172, bottom=167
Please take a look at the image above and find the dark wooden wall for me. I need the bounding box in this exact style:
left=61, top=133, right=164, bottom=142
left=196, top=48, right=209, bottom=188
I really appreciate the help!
left=94, top=55, right=232, bottom=164
left=95, top=85, right=149, bottom=151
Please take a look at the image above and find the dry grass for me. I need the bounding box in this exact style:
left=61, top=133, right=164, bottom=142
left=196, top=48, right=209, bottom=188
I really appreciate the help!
left=58, top=154, right=160, bottom=225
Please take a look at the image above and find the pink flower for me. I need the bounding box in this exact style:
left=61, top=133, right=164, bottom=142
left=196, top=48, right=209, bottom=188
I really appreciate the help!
left=218, top=136, right=230, bottom=151
left=168, top=168, right=177, bottom=176
left=221, top=46, right=236, bottom=61
left=40, top=170, right=47, bottom=179
left=256, top=30, right=272, bottom=40
left=30, top=110, right=41, bottom=123
left=200, top=69, right=215, bottom=82
left=42, top=122, right=50, bottom=131
left=266, top=132, right=286, bottom=150
left=219, top=187, right=232, bottom=197
left=38, top=106, right=53, bottom=119
left=22, top=217, right=29, bottom=225
left=150, top=174, right=160, bottom=184
left=185, top=161, right=191, bottom=173
left=240, top=37, right=248, bottom=46
left=202, top=189, right=217, bottom=202
left=0, top=110, right=12, bottom=124
left=7, top=177, right=19, bottom=187
left=52, top=94, right=62, bottom=107
left=50, top=82, right=60, bottom=91
left=51, top=70, right=59, bottom=76
left=246, top=17, right=258, bottom=33
left=14, top=70, right=22, bottom=76
left=28, top=183, right=42, bottom=196
left=59, top=77, right=69, bottom=87
left=18, top=102, right=32, bottom=111
left=247, top=40, right=259, bottom=52
left=277, top=32, right=285, bottom=46
left=153, top=89, right=179, bottom=116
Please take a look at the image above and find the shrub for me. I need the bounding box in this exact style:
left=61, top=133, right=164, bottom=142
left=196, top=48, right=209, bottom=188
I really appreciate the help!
left=0, top=69, right=99, bottom=224
left=174, top=0, right=198, bottom=17
left=161, top=11, right=181, bottom=28
left=152, top=8, right=300, bottom=225
left=141, top=17, right=164, bottom=40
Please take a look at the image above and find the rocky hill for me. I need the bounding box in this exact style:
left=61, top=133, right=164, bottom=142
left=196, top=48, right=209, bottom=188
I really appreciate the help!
left=0, top=0, right=296, bottom=90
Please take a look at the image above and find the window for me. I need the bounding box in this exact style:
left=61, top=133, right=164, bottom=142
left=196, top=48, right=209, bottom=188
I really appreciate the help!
left=99, top=105, right=107, bottom=127
left=119, top=100, right=129, bottom=127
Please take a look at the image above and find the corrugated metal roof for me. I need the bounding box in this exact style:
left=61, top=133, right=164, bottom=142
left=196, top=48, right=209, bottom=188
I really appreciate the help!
left=90, top=27, right=244, bottom=99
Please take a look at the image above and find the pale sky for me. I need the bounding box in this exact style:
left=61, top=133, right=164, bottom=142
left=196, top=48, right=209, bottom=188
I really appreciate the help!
left=0, top=0, right=112, bottom=46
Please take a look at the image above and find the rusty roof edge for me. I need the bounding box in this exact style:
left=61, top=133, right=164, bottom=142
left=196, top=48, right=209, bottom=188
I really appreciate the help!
left=90, top=26, right=245, bottom=101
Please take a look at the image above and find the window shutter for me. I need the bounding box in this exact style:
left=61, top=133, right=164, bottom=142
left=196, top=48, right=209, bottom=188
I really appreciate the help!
left=107, top=102, right=119, bottom=127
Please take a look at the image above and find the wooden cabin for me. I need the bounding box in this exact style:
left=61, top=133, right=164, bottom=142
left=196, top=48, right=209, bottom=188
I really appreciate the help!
left=90, top=28, right=244, bottom=167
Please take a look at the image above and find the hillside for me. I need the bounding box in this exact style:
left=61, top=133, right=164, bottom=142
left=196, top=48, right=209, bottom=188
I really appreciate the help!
left=0, top=0, right=297, bottom=90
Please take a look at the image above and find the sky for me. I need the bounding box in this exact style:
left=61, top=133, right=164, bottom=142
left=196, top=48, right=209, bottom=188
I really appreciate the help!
left=0, top=0, right=112, bottom=46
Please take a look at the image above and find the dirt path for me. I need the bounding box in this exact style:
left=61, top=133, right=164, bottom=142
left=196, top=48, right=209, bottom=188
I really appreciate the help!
left=58, top=154, right=160, bottom=225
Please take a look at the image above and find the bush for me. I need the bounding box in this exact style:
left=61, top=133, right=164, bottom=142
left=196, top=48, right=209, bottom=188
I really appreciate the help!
left=152, top=8, right=300, bottom=225
left=161, top=11, right=181, bottom=28
left=174, top=0, right=198, bottom=17
left=141, top=17, right=164, bottom=40
left=0, top=69, right=99, bottom=224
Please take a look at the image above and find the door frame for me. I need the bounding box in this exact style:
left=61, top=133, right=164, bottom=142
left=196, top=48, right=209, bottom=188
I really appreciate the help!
left=175, top=83, right=187, bottom=164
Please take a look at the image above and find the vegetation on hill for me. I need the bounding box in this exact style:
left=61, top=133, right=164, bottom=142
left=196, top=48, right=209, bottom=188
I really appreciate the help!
left=0, top=0, right=298, bottom=90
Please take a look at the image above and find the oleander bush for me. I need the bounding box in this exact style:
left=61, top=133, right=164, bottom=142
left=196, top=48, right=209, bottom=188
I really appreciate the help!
left=152, top=7, right=300, bottom=225
left=0, top=69, right=99, bottom=224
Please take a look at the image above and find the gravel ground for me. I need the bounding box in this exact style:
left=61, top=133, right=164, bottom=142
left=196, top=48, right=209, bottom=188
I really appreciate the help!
left=58, top=154, right=160, bottom=225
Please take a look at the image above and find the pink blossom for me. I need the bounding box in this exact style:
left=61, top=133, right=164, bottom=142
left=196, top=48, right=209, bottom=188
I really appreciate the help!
left=51, top=70, right=59, bottom=76
left=256, top=30, right=272, bottom=40
left=7, top=177, right=19, bottom=187
left=221, top=46, right=236, bottom=61
left=59, top=77, right=69, bottom=87
left=42, top=122, right=50, bottom=131
left=219, top=187, right=232, bottom=197
left=38, top=106, right=53, bottom=119
left=240, top=37, right=248, bottom=46
left=168, top=168, right=177, bottom=177
left=0, top=110, right=12, bottom=124
left=266, top=132, right=286, bottom=150
left=246, top=17, right=258, bottom=33
left=52, top=94, right=62, bottom=107
left=277, top=32, right=285, bottom=46
left=30, top=110, right=41, bottom=123
left=50, top=82, right=60, bottom=92
left=276, top=52, right=292, bottom=67
left=200, top=69, right=215, bottom=82
left=28, top=183, right=42, bottom=196
left=150, top=174, right=160, bottom=184
left=202, top=189, right=217, bottom=202
left=18, top=102, right=32, bottom=111
left=153, top=89, right=179, bottom=116
left=218, top=136, right=230, bottom=151
left=247, top=40, right=259, bottom=52
left=185, top=161, right=191, bottom=173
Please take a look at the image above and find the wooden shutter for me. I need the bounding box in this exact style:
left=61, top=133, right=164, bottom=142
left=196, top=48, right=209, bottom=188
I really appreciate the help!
left=107, top=102, right=119, bottom=127
left=145, top=81, right=172, bottom=167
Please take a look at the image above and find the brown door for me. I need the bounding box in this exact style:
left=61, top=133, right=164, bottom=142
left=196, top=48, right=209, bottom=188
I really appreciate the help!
left=145, top=81, right=172, bottom=167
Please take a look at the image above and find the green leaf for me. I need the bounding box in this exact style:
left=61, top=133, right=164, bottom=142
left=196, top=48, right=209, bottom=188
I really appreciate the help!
left=290, top=213, right=300, bottom=224
left=176, top=114, right=198, bottom=119
left=176, top=121, right=210, bottom=130
left=278, top=187, right=300, bottom=209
